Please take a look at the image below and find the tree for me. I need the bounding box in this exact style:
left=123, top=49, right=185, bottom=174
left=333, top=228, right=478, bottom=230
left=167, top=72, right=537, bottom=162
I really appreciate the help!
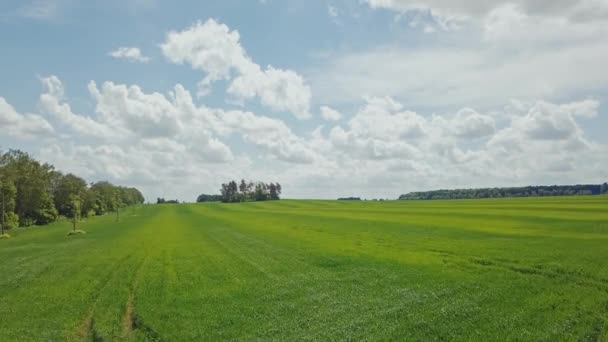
left=269, top=183, right=279, bottom=200
left=196, top=194, right=222, bottom=202
left=113, top=191, right=122, bottom=222
left=53, top=173, right=87, bottom=217
left=239, top=179, right=248, bottom=201
left=398, top=184, right=608, bottom=200
left=0, top=180, right=3, bottom=236
left=254, top=182, right=269, bottom=201
left=0, top=149, right=144, bottom=230
left=68, top=194, right=81, bottom=232
left=0, top=180, right=18, bottom=234
left=0, top=150, right=57, bottom=226
left=219, top=180, right=282, bottom=203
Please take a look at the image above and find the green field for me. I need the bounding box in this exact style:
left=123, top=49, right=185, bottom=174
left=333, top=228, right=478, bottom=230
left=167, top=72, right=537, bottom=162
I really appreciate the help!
left=1, top=197, right=608, bottom=340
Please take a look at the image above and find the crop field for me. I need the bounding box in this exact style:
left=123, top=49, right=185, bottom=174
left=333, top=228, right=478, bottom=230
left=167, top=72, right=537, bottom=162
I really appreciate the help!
left=1, top=197, right=608, bottom=340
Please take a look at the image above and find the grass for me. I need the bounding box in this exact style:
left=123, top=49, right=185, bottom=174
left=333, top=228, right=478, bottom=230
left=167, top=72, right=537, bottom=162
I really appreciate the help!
left=1, top=196, right=607, bottom=340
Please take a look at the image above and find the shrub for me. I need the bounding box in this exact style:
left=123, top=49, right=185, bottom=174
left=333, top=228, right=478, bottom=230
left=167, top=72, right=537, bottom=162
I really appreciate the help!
left=67, top=230, right=87, bottom=236
left=2, top=212, right=19, bottom=230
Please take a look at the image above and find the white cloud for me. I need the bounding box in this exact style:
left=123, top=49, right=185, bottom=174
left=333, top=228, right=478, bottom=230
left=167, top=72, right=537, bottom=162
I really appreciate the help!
left=17, top=0, right=59, bottom=20
left=214, top=108, right=317, bottom=163
left=5, top=76, right=606, bottom=200
left=328, top=5, right=338, bottom=18
left=161, top=19, right=312, bottom=119
left=327, top=96, right=426, bottom=160
left=364, top=0, right=608, bottom=22
left=108, top=47, right=150, bottom=63
left=320, top=106, right=342, bottom=121
left=88, top=81, right=182, bottom=138
left=309, top=40, right=608, bottom=109
left=449, top=108, right=495, bottom=139
left=0, top=97, right=54, bottom=139
left=39, top=76, right=119, bottom=139
left=3, top=11, right=607, bottom=201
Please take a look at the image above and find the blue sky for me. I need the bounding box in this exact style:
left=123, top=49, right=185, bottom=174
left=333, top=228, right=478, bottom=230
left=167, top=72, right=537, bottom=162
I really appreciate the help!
left=1, top=0, right=607, bottom=201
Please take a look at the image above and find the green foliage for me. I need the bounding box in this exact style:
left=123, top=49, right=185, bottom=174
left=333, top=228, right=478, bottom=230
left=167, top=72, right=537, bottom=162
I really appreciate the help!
left=0, top=150, right=58, bottom=225
left=52, top=173, right=87, bottom=217
left=34, top=191, right=58, bottom=225
left=399, top=184, right=607, bottom=200
left=0, top=149, right=144, bottom=229
left=0, top=180, right=18, bottom=232
left=196, top=194, right=222, bottom=202
left=2, top=211, right=19, bottom=230
left=67, top=229, right=86, bottom=236
left=157, top=198, right=179, bottom=204
left=220, top=180, right=281, bottom=203
left=0, top=233, right=10, bottom=239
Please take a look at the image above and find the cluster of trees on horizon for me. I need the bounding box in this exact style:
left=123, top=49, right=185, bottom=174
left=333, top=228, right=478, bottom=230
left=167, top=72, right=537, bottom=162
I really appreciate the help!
left=0, top=149, right=144, bottom=234
left=218, top=180, right=282, bottom=203
left=399, top=184, right=608, bottom=200
left=157, top=198, right=180, bottom=204
left=196, top=194, right=222, bottom=202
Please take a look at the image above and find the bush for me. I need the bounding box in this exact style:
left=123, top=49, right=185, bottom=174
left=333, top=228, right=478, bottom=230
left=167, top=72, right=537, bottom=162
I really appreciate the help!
left=67, top=230, right=87, bottom=236
left=0, top=233, right=10, bottom=239
left=2, top=212, right=19, bottom=230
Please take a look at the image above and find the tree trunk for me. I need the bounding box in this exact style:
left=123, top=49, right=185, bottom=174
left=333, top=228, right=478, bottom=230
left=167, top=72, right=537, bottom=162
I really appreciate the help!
left=1, top=191, right=4, bottom=236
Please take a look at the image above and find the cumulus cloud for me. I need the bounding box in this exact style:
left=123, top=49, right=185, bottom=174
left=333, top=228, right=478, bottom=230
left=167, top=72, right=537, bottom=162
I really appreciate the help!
left=4, top=75, right=606, bottom=200
left=0, top=97, right=54, bottom=139
left=161, top=19, right=312, bottom=119
left=449, top=108, right=495, bottom=139
left=327, top=96, right=426, bottom=160
left=214, top=109, right=317, bottom=163
left=39, top=76, right=119, bottom=139
left=88, top=81, right=182, bottom=138
left=108, top=47, right=150, bottom=63
left=2, top=11, right=607, bottom=201
left=320, top=106, right=342, bottom=121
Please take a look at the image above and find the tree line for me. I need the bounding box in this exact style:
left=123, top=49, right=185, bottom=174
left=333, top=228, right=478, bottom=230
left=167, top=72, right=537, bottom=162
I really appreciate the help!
left=0, top=149, right=144, bottom=234
left=157, top=198, right=180, bottom=204
left=196, top=194, right=222, bottom=202
left=399, top=183, right=608, bottom=200
left=217, top=180, right=281, bottom=203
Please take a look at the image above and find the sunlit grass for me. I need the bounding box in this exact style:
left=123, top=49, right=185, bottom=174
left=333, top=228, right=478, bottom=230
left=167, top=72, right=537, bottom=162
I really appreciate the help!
left=1, top=197, right=607, bottom=340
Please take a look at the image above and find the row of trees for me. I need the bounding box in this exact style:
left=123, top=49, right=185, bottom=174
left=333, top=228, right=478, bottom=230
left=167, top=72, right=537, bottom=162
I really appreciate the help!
left=220, top=180, right=282, bottom=203
left=0, top=150, right=144, bottom=233
left=156, top=198, right=180, bottom=204
left=399, top=184, right=608, bottom=200
left=196, top=194, right=222, bottom=203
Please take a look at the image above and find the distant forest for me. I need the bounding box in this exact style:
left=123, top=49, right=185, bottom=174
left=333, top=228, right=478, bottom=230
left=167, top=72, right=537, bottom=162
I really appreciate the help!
left=196, top=194, right=222, bottom=203
left=157, top=198, right=180, bottom=204
left=399, top=183, right=608, bottom=200
left=197, top=180, right=281, bottom=203
left=0, top=149, right=144, bottom=232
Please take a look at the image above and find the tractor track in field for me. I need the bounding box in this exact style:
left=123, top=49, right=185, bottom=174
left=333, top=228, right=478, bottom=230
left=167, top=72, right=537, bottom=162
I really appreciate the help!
left=431, top=249, right=608, bottom=292
left=120, top=247, right=165, bottom=341
left=72, top=253, right=134, bottom=340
